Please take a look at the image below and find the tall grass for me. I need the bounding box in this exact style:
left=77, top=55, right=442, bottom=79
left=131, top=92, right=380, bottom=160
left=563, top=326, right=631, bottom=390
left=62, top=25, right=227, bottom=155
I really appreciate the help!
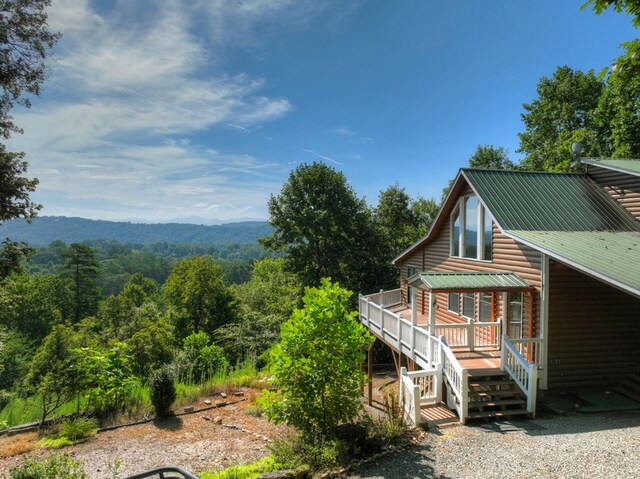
left=0, top=362, right=262, bottom=428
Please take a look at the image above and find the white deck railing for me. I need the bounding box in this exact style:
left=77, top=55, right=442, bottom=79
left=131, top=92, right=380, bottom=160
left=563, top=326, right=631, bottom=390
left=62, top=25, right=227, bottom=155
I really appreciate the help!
left=360, top=291, right=541, bottom=423
left=433, top=320, right=501, bottom=350
left=399, top=366, right=442, bottom=426
left=501, top=335, right=539, bottom=415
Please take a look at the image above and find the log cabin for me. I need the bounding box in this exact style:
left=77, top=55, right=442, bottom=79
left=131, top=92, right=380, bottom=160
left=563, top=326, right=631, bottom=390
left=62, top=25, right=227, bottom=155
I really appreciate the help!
left=359, top=159, right=640, bottom=424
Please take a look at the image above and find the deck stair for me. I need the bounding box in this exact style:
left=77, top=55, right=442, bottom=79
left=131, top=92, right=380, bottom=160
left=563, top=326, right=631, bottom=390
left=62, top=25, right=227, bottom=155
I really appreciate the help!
left=465, top=369, right=529, bottom=420
left=615, top=372, right=640, bottom=403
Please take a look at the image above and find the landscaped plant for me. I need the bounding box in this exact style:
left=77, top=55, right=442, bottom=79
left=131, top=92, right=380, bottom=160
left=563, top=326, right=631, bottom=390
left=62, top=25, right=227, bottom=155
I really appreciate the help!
left=260, top=279, right=373, bottom=441
left=7, top=452, right=86, bottom=479
left=149, top=367, right=176, bottom=417
left=39, top=417, right=98, bottom=449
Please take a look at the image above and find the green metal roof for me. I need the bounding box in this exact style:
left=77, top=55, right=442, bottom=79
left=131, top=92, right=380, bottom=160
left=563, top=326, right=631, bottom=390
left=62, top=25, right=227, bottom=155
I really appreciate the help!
left=411, top=271, right=533, bottom=291
left=462, top=169, right=640, bottom=232
left=506, top=230, right=640, bottom=298
left=582, top=158, right=640, bottom=177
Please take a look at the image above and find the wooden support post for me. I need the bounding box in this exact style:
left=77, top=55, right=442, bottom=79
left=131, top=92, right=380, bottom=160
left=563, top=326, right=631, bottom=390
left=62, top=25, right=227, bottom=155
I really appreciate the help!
left=367, top=342, right=373, bottom=406
left=429, top=291, right=436, bottom=334
left=490, top=292, right=496, bottom=344
left=528, top=291, right=534, bottom=363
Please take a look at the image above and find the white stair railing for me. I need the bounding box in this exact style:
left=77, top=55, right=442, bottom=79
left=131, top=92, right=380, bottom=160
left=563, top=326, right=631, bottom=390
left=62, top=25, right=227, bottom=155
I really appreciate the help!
left=501, top=335, right=539, bottom=416
left=441, top=339, right=469, bottom=423
left=399, top=366, right=441, bottom=427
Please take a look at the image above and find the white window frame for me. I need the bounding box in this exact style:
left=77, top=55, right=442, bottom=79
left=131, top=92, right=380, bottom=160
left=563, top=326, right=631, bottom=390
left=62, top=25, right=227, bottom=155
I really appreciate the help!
left=478, top=292, right=493, bottom=322
left=462, top=292, right=475, bottom=320
left=450, top=195, right=493, bottom=261
left=447, top=292, right=460, bottom=315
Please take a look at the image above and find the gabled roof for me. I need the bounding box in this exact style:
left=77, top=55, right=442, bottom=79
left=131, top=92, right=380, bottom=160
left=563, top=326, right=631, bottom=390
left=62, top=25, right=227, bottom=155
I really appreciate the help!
left=393, top=168, right=640, bottom=298
left=581, top=158, right=640, bottom=177
left=463, top=169, right=640, bottom=232
left=410, top=271, right=533, bottom=292
left=394, top=169, right=640, bottom=265
left=505, top=230, right=640, bottom=299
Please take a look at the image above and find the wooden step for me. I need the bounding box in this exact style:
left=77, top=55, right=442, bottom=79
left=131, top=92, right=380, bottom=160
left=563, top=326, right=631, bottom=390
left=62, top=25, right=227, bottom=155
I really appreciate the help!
left=469, top=389, right=522, bottom=399
left=466, top=408, right=530, bottom=419
left=469, top=398, right=527, bottom=408
left=615, top=385, right=640, bottom=403
left=469, top=379, right=515, bottom=388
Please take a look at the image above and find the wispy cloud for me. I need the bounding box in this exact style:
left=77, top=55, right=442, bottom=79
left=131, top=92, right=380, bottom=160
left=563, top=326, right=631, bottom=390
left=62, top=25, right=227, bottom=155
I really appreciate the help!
left=9, top=0, right=334, bottom=221
left=302, top=148, right=342, bottom=165
left=334, top=126, right=373, bottom=144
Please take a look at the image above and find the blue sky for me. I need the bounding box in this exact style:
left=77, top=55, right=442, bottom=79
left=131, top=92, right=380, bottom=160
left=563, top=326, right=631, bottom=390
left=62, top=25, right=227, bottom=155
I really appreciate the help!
left=6, top=0, right=637, bottom=223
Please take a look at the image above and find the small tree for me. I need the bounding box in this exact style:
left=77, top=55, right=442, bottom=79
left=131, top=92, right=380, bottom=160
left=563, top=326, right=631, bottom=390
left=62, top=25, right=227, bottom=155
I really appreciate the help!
left=149, top=368, right=176, bottom=417
left=261, top=279, right=373, bottom=441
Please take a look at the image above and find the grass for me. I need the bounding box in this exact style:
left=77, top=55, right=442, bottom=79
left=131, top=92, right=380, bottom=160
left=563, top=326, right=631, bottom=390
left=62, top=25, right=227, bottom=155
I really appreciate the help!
left=199, top=456, right=281, bottom=479
left=0, top=362, right=263, bottom=429
left=38, top=417, right=98, bottom=449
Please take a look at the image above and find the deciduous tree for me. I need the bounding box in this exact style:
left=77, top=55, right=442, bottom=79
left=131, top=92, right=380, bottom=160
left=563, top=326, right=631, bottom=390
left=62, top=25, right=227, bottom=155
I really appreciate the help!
left=468, top=145, right=515, bottom=170
left=61, top=244, right=101, bottom=323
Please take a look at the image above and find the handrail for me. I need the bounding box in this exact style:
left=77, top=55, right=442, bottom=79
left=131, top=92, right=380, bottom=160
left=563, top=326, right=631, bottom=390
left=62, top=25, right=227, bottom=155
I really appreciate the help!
left=441, top=339, right=469, bottom=423
left=501, top=335, right=538, bottom=416
left=125, top=467, right=200, bottom=479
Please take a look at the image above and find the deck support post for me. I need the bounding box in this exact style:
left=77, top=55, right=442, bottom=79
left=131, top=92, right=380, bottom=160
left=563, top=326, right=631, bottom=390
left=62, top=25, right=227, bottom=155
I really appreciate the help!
left=468, top=319, right=475, bottom=351
left=428, top=291, right=436, bottom=334
left=367, top=342, right=373, bottom=405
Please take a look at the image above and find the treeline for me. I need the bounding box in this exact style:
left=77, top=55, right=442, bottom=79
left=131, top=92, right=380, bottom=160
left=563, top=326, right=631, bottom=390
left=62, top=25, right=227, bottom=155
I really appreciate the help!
left=0, top=216, right=272, bottom=246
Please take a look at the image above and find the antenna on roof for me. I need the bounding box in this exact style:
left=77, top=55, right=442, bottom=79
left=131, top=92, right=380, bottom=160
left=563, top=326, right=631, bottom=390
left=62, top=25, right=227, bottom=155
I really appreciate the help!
left=570, top=141, right=583, bottom=170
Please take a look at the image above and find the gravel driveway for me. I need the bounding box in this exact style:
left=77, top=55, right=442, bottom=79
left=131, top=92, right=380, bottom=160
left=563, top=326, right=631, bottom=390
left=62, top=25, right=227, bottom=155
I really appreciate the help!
left=345, top=411, right=640, bottom=479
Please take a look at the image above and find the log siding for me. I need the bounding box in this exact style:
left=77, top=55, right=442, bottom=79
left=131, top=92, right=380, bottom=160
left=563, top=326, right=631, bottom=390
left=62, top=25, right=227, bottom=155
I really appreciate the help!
left=588, top=165, right=640, bottom=220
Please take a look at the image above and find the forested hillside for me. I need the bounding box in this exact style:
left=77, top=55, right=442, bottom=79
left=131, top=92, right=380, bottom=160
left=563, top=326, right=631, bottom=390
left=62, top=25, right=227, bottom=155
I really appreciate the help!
left=0, top=216, right=272, bottom=246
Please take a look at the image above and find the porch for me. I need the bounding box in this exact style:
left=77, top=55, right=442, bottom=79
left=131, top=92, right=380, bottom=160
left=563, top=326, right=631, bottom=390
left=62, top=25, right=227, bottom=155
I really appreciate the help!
left=359, top=281, right=543, bottom=425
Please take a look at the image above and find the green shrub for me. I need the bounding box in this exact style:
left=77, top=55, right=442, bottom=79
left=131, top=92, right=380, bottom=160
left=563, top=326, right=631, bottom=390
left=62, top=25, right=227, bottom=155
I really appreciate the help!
left=149, top=368, right=176, bottom=417
left=260, top=279, right=373, bottom=441
left=61, top=417, right=98, bottom=441
left=8, top=452, right=86, bottom=479
left=199, top=456, right=281, bottom=479
left=269, top=434, right=349, bottom=472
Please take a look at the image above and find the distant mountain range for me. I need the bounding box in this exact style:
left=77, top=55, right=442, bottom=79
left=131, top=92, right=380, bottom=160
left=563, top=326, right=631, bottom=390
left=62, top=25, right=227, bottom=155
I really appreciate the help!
left=0, top=216, right=273, bottom=246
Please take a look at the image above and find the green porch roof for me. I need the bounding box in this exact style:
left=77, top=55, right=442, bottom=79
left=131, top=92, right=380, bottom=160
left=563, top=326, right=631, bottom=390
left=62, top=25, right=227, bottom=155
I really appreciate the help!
left=411, top=271, right=533, bottom=292
left=506, top=230, right=640, bottom=298
left=581, top=158, right=640, bottom=177
left=462, top=169, right=640, bottom=232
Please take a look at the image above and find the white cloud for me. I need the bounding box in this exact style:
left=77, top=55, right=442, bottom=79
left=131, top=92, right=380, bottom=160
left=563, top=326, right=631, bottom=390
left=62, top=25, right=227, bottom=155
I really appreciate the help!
left=8, top=0, right=313, bottom=221
left=334, top=126, right=373, bottom=144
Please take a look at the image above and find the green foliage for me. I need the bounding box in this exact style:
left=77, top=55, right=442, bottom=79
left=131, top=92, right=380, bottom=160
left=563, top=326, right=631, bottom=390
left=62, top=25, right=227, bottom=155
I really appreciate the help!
left=149, top=367, right=176, bottom=417
left=261, top=279, right=373, bottom=440
left=583, top=0, right=640, bottom=26
left=172, top=332, right=228, bottom=384
left=0, top=239, right=35, bottom=278
left=39, top=417, right=98, bottom=448
left=261, top=162, right=389, bottom=294
left=468, top=145, right=515, bottom=170
left=518, top=66, right=604, bottom=172
left=26, top=324, right=81, bottom=425
left=374, top=183, right=438, bottom=274
left=128, top=320, right=174, bottom=378
left=0, top=328, right=32, bottom=390
left=7, top=453, right=86, bottom=479
left=219, top=258, right=300, bottom=364
left=0, top=273, right=71, bottom=342
left=199, top=456, right=281, bottom=479
left=269, top=434, right=348, bottom=472
left=164, top=256, right=237, bottom=339
left=61, top=243, right=101, bottom=323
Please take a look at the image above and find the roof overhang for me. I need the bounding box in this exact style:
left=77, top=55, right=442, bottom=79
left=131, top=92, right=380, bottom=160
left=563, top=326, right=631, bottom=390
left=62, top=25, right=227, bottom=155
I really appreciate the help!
left=582, top=158, right=640, bottom=177
left=408, top=271, right=534, bottom=293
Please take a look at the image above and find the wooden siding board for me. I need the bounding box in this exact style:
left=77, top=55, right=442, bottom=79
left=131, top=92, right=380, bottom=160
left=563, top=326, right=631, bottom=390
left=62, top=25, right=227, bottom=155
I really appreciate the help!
left=423, top=216, right=542, bottom=335
left=547, top=261, right=640, bottom=391
left=588, top=166, right=640, bottom=220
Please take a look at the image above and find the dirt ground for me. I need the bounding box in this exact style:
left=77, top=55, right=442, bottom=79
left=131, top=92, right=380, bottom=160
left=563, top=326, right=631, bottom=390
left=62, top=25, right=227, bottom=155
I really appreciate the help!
left=0, top=388, right=291, bottom=479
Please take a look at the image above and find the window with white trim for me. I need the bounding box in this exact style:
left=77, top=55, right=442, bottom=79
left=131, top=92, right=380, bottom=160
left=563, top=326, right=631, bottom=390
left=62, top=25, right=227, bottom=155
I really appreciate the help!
left=462, top=292, right=475, bottom=319
left=507, top=292, right=523, bottom=338
left=450, top=195, right=493, bottom=261
left=478, top=292, right=492, bottom=322
left=448, top=292, right=460, bottom=314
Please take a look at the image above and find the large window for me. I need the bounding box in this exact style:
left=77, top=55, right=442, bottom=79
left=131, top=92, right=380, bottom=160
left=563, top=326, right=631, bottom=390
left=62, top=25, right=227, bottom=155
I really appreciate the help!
left=462, top=292, right=475, bottom=319
left=450, top=195, right=492, bottom=261
left=448, top=292, right=460, bottom=314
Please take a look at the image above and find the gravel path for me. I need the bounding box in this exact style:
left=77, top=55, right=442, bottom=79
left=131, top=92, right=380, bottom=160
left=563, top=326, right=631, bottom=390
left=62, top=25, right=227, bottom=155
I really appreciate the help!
left=345, top=411, right=640, bottom=479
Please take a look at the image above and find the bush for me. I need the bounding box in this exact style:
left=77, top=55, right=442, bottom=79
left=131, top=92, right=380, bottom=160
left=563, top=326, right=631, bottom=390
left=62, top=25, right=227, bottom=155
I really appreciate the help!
left=260, top=279, right=373, bottom=440
left=61, top=417, right=98, bottom=441
left=149, top=368, right=176, bottom=417
left=8, top=452, right=86, bottom=479
left=172, top=332, right=229, bottom=384
left=269, top=434, right=349, bottom=473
